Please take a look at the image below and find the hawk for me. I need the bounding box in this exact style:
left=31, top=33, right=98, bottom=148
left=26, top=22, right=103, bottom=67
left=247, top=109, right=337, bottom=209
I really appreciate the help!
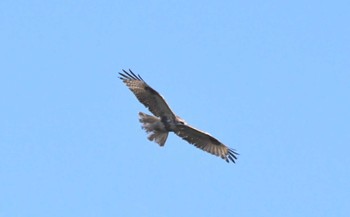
left=119, top=69, right=238, bottom=163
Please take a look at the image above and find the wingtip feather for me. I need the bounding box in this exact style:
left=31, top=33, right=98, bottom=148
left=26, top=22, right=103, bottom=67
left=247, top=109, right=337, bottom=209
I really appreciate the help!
left=118, top=69, right=144, bottom=81
left=227, top=148, right=239, bottom=163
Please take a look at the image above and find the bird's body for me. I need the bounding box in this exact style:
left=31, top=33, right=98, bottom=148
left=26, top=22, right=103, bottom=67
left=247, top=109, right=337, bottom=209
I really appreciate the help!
left=119, top=69, right=238, bottom=163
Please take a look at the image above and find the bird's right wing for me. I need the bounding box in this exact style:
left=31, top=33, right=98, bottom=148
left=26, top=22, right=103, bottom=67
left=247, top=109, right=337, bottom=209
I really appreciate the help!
left=119, top=69, right=176, bottom=120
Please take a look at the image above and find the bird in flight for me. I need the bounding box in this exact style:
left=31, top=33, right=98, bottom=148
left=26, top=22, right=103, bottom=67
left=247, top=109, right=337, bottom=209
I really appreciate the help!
left=118, top=69, right=238, bottom=163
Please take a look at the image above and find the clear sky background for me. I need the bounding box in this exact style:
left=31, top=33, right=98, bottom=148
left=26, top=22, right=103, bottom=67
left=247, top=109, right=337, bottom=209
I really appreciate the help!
left=1, top=1, right=349, bottom=216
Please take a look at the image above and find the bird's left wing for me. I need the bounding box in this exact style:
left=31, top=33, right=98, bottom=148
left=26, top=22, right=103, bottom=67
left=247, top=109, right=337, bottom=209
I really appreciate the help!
left=174, top=124, right=238, bottom=163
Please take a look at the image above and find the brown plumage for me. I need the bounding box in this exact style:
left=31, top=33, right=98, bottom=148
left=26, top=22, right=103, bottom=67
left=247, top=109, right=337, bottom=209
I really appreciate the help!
left=118, top=69, right=238, bottom=163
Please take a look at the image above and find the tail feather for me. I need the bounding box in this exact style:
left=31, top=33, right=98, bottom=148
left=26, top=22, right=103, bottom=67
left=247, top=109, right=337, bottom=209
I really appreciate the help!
left=148, top=131, right=168, bottom=146
left=138, top=112, right=168, bottom=146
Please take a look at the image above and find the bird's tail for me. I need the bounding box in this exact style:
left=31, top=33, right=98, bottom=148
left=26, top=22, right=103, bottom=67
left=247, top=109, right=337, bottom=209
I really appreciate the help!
left=138, top=112, right=168, bottom=146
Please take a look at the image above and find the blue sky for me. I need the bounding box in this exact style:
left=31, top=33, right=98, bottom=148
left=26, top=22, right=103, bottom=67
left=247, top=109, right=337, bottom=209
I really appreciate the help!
left=1, top=0, right=349, bottom=216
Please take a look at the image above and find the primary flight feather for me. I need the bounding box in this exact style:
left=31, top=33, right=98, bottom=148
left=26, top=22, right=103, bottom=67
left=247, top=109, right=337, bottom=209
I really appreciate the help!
left=118, top=69, right=238, bottom=163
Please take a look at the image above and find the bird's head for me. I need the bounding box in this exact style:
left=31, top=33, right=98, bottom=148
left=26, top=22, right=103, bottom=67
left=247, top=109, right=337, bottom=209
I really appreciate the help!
left=175, top=116, right=187, bottom=125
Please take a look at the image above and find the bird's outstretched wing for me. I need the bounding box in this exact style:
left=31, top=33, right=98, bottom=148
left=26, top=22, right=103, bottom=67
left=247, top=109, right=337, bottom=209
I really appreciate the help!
left=119, top=69, right=176, bottom=119
left=174, top=124, right=238, bottom=163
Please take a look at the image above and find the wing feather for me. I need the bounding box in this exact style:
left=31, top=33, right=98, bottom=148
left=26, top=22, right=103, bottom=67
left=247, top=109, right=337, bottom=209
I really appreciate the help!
left=174, top=124, right=238, bottom=163
left=119, top=69, right=175, bottom=119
